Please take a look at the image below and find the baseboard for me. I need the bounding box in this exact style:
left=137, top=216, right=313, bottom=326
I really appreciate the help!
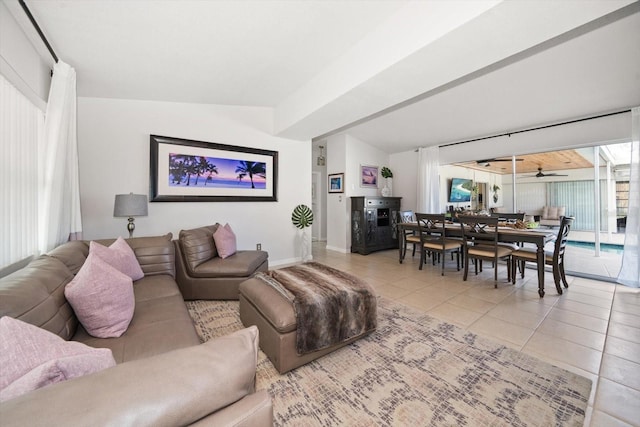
left=325, top=245, right=349, bottom=253
left=270, top=257, right=302, bottom=268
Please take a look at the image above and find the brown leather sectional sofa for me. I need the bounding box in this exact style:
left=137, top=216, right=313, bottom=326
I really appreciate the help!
left=0, top=234, right=272, bottom=426
left=174, top=224, right=269, bottom=300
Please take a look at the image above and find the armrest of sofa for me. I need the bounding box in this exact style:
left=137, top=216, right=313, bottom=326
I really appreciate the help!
left=0, top=326, right=269, bottom=427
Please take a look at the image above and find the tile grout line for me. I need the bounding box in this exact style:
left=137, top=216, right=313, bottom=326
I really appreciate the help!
left=588, top=281, right=617, bottom=426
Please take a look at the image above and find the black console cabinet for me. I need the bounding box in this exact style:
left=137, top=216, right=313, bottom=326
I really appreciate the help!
left=350, top=196, right=402, bottom=255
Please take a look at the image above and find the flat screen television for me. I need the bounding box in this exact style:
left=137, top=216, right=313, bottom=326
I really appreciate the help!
left=449, top=178, right=473, bottom=203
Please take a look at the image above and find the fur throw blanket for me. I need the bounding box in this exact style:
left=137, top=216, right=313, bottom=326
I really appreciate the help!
left=255, top=262, right=377, bottom=354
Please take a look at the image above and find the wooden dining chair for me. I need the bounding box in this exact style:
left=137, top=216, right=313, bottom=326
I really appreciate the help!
left=489, top=212, right=527, bottom=251
left=458, top=215, right=513, bottom=286
left=510, top=216, right=574, bottom=294
left=415, top=213, right=462, bottom=275
left=397, top=210, right=420, bottom=263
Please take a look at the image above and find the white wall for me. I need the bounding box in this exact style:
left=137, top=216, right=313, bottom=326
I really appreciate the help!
left=0, top=1, right=51, bottom=109
left=389, top=150, right=418, bottom=212
left=325, top=134, right=347, bottom=252
left=324, top=133, right=390, bottom=252
left=77, top=97, right=310, bottom=266
left=311, top=141, right=327, bottom=241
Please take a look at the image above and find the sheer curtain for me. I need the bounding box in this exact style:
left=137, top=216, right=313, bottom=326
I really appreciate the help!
left=417, top=146, right=440, bottom=213
left=0, top=74, right=44, bottom=268
left=38, top=61, right=83, bottom=253
left=617, top=106, right=640, bottom=287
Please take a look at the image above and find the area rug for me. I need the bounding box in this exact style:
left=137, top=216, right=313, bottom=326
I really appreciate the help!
left=187, top=298, right=591, bottom=426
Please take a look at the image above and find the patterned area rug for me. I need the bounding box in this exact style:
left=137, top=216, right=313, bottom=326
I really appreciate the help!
left=187, top=298, right=591, bottom=426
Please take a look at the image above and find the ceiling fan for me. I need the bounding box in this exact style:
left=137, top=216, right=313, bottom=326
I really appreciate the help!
left=476, top=157, right=523, bottom=167
left=523, top=167, right=568, bottom=178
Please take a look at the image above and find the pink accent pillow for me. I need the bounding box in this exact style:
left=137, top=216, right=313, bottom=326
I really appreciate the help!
left=89, top=237, right=144, bottom=281
left=64, top=253, right=135, bottom=338
left=213, top=223, right=237, bottom=259
left=0, top=316, right=115, bottom=402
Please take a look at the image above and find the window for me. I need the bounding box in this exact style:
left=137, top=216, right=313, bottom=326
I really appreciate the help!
left=0, top=74, right=44, bottom=268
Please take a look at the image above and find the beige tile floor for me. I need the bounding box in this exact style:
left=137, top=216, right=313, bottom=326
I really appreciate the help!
left=311, top=242, right=640, bottom=427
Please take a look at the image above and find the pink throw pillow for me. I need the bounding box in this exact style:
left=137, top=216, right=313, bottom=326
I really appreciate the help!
left=65, top=253, right=135, bottom=338
left=89, top=237, right=144, bottom=281
left=213, top=223, right=237, bottom=259
left=0, top=316, right=115, bottom=402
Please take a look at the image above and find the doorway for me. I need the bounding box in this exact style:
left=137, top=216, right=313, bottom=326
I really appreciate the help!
left=312, top=171, right=322, bottom=241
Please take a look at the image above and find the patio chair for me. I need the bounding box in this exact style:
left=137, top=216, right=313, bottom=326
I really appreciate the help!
left=511, top=216, right=574, bottom=294
left=415, top=213, right=462, bottom=275
left=458, top=215, right=513, bottom=286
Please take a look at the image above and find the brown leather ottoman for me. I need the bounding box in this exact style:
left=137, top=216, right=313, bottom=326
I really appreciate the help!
left=239, top=277, right=375, bottom=374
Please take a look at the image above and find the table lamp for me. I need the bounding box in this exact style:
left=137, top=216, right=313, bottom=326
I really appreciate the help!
left=113, top=193, right=148, bottom=238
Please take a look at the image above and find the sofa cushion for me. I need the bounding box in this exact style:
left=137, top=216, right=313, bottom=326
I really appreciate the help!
left=0, top=256, right=77, bottom=340
left=64, top=253, right=135, bottom=338
left=191, top=250, right=269, bottom=278
left=0, top=327, right=261, bottom=426
left=542, top=206, right=566, bottom=220
left=47, top=241, right=89, bottom=275
left=0, top=316, right=115, bottom=403
left=213, top=223, right=237, bottom=259
left=72, top=275, right=200, bottom=363
left=179, top=225, right=220, bottom=273
left=89, top=238, right=144, bottom=281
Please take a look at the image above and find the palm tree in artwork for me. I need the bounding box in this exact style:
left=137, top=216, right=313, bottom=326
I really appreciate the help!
left=180, top=155, right=198, bottom=186
left=192, top=156, right=217, bottom=186
left=237, top=173, right=246, bottom=185
left=169, top=155, right=186, bottom=184
left=234, top=161, right=265, bottom=189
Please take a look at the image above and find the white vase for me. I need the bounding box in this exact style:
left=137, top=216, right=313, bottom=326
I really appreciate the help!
left=381, top=178, right=392, bottom=197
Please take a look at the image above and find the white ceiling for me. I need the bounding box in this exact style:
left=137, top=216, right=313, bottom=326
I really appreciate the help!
left=13, top=0, right=640, bottom=153
left=23, top=0, right=407, bottom=106
left=341, top=9, right=640, bottom=152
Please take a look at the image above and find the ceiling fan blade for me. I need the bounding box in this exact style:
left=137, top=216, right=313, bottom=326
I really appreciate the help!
left=476, top=158, right=523, bottom=163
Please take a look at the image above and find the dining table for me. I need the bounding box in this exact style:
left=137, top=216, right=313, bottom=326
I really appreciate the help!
left=397, top=221, right=557, bottom=297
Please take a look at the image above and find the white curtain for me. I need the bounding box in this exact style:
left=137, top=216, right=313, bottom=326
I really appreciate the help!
left=39, top=61, right=83, bottom=253
left=617, top=106, right=640, bottom=287
left=417, top=146, right=440, bottom=213
left=0, top=74, right=44, bottom=268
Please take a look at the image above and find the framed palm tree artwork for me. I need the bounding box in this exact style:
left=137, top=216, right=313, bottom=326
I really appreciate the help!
left=150, top=134, right=278, bottom=202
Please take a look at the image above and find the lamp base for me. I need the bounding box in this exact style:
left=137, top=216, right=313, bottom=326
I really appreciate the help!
left=127, top=217, right=135, bottom=239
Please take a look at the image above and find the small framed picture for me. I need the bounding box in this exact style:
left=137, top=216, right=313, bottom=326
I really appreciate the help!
left=328, top=173, right=344, bottom=193
left=360, top=165, right=378, bottom=188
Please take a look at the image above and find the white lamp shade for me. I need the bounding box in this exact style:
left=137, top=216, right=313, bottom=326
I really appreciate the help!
left=113, top=193, right=148, bottom=217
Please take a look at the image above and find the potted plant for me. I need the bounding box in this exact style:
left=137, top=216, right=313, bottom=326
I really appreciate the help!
left=292, top=204, right=314, bottom=261
left=492, top=184, right=500, bottom=203
left=381, top=167, right=393, bottom=197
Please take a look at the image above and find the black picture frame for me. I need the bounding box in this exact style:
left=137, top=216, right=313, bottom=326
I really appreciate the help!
left=150, top=134, right=278, bottom=202
left=328, top=173, right=344, bottom=193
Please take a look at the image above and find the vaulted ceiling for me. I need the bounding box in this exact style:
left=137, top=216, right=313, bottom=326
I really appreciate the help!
left=9, top=0, right=640, bottom=153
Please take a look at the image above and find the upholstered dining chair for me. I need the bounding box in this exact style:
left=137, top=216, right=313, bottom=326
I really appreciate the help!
left=458, top=215, right=513, bottom=286
left=397, top=210, right=420, bottom=263
left=415, top=213, right=463, bottom=275
left=511, top=216, right=574, bottom=294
